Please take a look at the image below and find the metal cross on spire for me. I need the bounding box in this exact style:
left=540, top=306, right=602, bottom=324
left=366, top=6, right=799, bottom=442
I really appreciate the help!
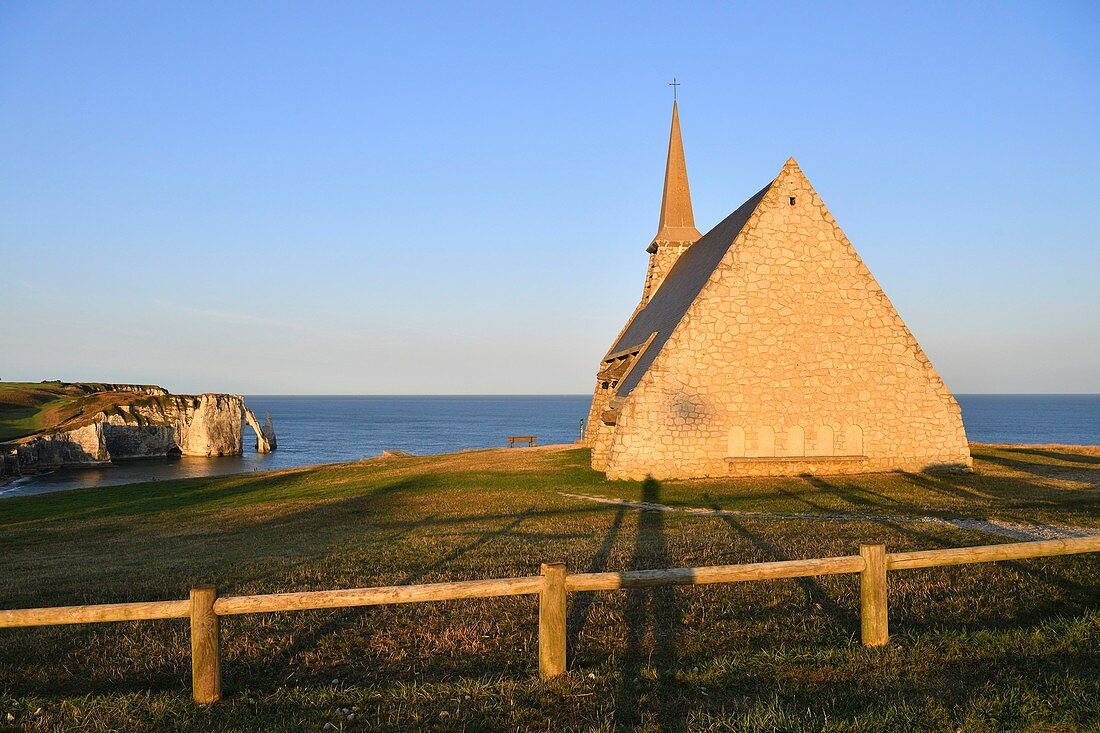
left=669, top=78, right=681, bottom=101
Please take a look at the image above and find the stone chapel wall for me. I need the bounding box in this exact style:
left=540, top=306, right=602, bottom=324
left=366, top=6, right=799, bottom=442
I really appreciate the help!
left=600, top=163, right=971, bottom=480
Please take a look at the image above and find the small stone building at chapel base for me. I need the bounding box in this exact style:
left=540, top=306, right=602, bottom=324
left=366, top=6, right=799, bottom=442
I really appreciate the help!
left=585, top=103, right=972, bottom=480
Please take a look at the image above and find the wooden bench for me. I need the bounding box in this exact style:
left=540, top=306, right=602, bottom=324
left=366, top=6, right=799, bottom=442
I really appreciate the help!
left=508, top=435, right=537, bottom=447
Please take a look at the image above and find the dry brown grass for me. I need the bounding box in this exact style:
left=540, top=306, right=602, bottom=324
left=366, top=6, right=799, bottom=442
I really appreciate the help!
left=0, top=444, right=1097, bottom=731
left=0, top=382, right=166, bottom=442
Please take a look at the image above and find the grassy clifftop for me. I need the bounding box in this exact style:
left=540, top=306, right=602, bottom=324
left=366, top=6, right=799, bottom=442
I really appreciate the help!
left=1, top=444, right=1098, bottom=731
left=0, top=381, right=174, bottom=442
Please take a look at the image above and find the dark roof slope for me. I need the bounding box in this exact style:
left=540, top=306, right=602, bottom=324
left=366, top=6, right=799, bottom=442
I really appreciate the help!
left=610, top=181, right=772, bottom=397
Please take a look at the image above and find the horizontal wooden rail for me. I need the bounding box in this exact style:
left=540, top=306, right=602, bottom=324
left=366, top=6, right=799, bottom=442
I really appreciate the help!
left=1, top=535, right=1097, bottom=705
left=886, top=536, right=1100, bottom=571
left=3, top=537, right=1097, bottom=628
left=566, top=555, right=864, bottom=591
left=0, top=599, right=189, bottom=628
left=213, top=575, right=544, bottom=616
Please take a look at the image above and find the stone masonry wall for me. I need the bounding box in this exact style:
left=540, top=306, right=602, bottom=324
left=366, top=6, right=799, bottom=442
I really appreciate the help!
left=584, top=386, right=616, bottom=468
left=600, top=160, right=971, bottom=480
left=642, top=240, right=692, bottom=305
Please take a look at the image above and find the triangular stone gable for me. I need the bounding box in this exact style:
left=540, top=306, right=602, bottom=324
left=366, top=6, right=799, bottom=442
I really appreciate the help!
left=598, top=158, right=971, bottom=479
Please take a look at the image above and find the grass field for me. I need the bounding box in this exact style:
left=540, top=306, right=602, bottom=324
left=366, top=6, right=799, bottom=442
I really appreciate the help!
left=1, top=444, right=1098, bottom=732
left=0, top=382, right=165, bottom=443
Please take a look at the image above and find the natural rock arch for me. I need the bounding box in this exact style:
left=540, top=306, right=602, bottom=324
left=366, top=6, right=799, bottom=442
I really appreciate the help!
left=242, top=407, right=276, bottom=454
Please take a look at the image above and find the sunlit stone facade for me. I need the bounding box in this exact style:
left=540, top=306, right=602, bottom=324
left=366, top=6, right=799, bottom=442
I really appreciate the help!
left=586, top=106, right=971, bottom=480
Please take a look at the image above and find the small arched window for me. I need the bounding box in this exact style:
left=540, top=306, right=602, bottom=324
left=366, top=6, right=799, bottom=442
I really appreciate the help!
left=757, top=426, right=775, bottom=457
left=727, top=426, right=746, bottom=458
left=815, top=425, right=835, bottom=456
left=786, top=425, right=805, bottom=457
left=844, top=425, right=864, bottom=456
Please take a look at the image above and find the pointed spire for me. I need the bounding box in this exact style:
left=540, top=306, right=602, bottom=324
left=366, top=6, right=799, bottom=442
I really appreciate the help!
left=654, top=101, right=702, bottom=243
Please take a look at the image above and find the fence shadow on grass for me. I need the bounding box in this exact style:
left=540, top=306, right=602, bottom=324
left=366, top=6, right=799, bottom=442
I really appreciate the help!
left=566, top=506, right=626, bottom=660
left=1002, top=447, right=1100, bottom=466
left=803, top=473, right=1096, bottom=631
left=709, top=498, right=853, bottom=633
left=3, top=473, right=603, bottom=696
left=614, top=476, right=685, bottom=732
left=253, top=502, right=595, bottom=686
left=1, top=474, right=444, bottom=697
left=796, top=473, right=941, bottom=520
left=967, top=448, right=1100, bottom=491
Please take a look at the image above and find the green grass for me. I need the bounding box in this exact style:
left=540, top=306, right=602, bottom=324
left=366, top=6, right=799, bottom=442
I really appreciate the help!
left=1, top=445, right=1098, bottom=732
left=0, top=382, right=168, bottom=442
left=0, top=383, right=76, bottom=442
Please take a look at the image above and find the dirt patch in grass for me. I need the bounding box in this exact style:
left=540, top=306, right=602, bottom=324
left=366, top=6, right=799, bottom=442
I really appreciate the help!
left=557, top=490, right=1100, bottom=540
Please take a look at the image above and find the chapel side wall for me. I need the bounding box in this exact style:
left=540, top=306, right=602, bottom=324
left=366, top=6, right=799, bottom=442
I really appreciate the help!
left=584, top=384, right=617, bottom=471
left=603, top=165, right=971, bottom=480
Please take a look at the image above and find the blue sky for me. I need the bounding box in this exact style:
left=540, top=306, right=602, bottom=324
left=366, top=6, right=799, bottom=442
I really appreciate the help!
left=1, top=2, right=1097, bottom=394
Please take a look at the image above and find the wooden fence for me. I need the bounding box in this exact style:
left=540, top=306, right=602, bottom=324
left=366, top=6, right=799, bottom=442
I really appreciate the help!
left=1, top=536, right=1098, bottom=704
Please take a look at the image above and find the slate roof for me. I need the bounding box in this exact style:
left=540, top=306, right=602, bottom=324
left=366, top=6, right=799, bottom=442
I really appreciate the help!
left=609, top=181, right=773, bottom=397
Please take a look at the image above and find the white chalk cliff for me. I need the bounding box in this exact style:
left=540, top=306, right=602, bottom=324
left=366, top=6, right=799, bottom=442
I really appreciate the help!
left=12, top=391, right=276, bottom=469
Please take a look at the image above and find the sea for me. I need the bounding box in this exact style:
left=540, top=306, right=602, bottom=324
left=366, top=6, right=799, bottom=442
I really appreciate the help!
left=2, top=394, right=1098, bottom=499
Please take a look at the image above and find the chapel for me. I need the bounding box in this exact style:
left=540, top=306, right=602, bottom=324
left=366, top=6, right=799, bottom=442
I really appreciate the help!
left=585, top=102, right=972, bottom=480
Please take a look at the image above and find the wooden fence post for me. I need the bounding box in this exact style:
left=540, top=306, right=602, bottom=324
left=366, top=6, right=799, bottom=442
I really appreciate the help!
left=859, top=544, right=888, bottom=647
left=539, top=563, right=566, bottom=679
left=190, top=586, right=221, bottom=704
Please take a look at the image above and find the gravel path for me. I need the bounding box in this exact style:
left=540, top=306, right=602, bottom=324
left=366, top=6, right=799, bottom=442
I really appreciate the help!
left=558, top=491, right=1100, bottom=541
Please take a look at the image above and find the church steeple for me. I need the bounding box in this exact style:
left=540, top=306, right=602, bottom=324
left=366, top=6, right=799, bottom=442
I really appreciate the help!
left=654, top=101, right=702, bottom=243
left=642, top=100, right=702, bottom=304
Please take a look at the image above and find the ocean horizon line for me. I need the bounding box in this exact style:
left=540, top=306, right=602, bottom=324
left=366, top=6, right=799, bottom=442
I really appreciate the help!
left=237, top=392, right=1100, bottom=397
